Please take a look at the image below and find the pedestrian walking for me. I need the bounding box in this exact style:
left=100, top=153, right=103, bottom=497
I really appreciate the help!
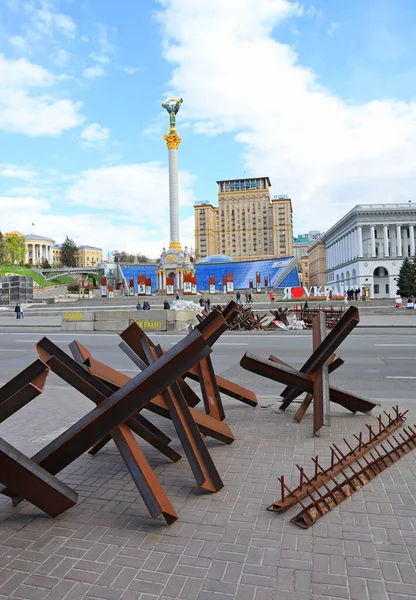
left=136, top=301, right=142, bottom=310
left=248, top=292, right=253, bottom=303
left=329, top=289, right=333, bottom=302
left=14, top=303, right=22, bottom=320
left=163, top=300, right=170, bottom=310
left=206, top=298, right=211, bottom=311
left=343, top=290, right=348, bottom=304
left=236, top=291, right=241, bottom=304
left=269, top=290, right=275, bottom=303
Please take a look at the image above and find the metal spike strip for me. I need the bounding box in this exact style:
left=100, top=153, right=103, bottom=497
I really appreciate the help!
left=266, top=406, right=407, bottom=513
left=290, top=421, right=416, bottom=529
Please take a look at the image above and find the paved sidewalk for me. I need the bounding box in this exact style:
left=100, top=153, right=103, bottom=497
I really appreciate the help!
left=1, top=389, right=416, bottom=600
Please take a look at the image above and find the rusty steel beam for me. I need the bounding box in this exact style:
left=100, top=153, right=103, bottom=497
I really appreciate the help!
left=312, top=312, right=330, bottom=435
left=293, top=355, right=339, bottom=424
left=118, top=328, right=202, bottom=409
left=111, top=424, right=178, bottom=525
left=280, top=306, right=359, bottom=409
left=0, top=360, right=49, bottom=423
left=197, top=356, right=225, bottom=421
left=220, top=301, right=240, bottom=325
left=268, top=355, right=344, bottom=376
left=291, top=419, right=416, bottom=528
left=0, top=436, right=77, bottom=517
left=142, top=341, right=224, bottom=492
left=240, top=353, right=380, bottom=414
left=267, top=407, right=407, bottom=514
left=194, top=308, right=230, bottom=347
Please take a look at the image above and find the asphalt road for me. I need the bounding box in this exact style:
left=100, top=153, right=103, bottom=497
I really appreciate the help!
left=0, top=327, right=415, bottom=402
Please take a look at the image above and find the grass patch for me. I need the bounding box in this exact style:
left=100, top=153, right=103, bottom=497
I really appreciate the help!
left=50, top=275, right=77, bottom=285
left=0, top=264, right=53, bottom=287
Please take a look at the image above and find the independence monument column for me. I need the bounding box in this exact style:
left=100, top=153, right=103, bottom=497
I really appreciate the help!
left=158, top=98, right=192, bottom=293
left=162, top=98, right=183, bottom=250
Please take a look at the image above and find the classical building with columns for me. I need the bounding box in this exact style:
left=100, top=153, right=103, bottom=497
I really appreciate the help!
left=5, top=232, right=55, bottom=265
left=324, top=204, right=416, bottom=298
left=24, top=234, right=55, bottom=265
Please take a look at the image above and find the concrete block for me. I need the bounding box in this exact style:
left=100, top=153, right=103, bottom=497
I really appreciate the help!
left=62, top=311, right=94, bottom=322
left=128, top=310, right=167, bottom=331
left=94, top=320, right=129, bottom=331
left=75, top=322, right=94, bottom=331
left=94, top=310, right=130, bottom=321
left=61, top=321, right=77, bottom=331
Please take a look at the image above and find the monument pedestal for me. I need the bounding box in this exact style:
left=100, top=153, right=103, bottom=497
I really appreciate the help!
left=157, top=246, right=194, bottom=292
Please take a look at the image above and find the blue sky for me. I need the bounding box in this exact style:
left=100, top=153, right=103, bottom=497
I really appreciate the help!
left=1, top=0, right=416, bottom=257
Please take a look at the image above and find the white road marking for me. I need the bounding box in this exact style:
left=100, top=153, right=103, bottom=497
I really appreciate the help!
left=385, top=376, right=416, bottom=379
left=375, top=344, right=416, bottom=347
left=169, top=342, right=248, bottom=346
left=15, top=339, right=74, bottom=343
left=382, top=357, right=416, bottom=360
left=0, top=349, right=32, bottom=351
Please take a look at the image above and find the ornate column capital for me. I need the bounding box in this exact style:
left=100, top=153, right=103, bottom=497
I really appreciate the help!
left=164, top=133, right=182, bottom=150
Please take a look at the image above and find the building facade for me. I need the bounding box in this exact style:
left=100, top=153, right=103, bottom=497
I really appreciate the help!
left=307, top=240, right=326, bottom=288
left=53, top=244, right=102, bottom=267
left=194, top=178, right=294, bottom=262
left=324, top=204, right=416, bottom=298
left=300, top=255, right=309, bottom=288
left=5, top=232, right=55, bottom=265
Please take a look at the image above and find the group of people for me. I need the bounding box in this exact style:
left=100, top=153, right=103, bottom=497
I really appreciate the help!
left=343, top=288, right=363, bottom=303
left=403, top=296, right=416, bottom=310
left=136, top=301, right=151, bottom=310
left=235, top=291, right=253, bottom=304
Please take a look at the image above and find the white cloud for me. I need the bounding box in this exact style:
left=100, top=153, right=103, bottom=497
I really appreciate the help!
left=0, top=162, right=195, bottom=254
left=80, top=123, right=110, bottom=142
left=0, top=54, right=83, bottom=135
left=83, top=65, right=104, bottom=78
left=89, top=52, right=110, bottom=64
left=0, top=163, right=36, bottom=180
left=9, top=35, right=30, bottom=53
left=53, top=49, right=71, bottom=66
left=67, top=162, right=195, bottom=216
left=157, top=0, right=416, bottom=231
left=327, top=22, right=340, bottom=35
left=22, top=0, right=76, bottom=41
left=121, top=65, right=139, bottom=75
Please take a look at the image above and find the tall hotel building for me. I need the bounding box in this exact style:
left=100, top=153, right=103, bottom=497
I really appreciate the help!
left=194, top=177, right=293, bottom=262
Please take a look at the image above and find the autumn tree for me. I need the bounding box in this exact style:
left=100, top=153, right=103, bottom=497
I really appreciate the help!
left=6, top=234, right=25, bottom=264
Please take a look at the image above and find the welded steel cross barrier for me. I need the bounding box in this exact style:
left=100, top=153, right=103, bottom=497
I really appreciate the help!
left=280, top=305, right=360, bottom=410
left=240, top=306, right=379, bottom=435
left=0, top=360, right=78, bottom=517
left=0, top=328, right=211, bottom=525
